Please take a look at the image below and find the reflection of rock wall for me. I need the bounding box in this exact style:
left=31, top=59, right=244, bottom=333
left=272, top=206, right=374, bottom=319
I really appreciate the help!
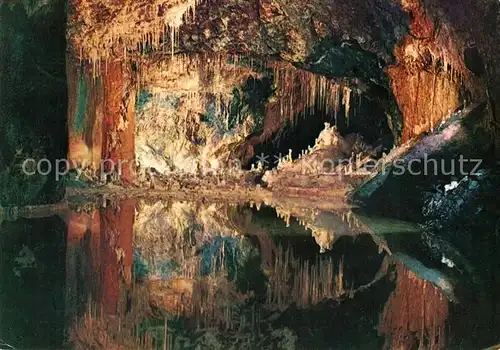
left=66, top=199, right=136, bottom=318
left=133, top=200, right=251, bottom=270
left=267, top=245, right=345, bottom=309
left=379, top=262, right=449, bottom=349
left=134, top=201, right=254, bottom=328
left=67, top=60, right=136, bottom=182
left=148, top=275, right=250, bottom=328
left=68, top=199, right=254, bottom=348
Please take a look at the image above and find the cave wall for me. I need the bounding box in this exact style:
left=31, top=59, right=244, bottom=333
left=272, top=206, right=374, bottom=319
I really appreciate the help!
left=134, top=55, right=261, bottom=174
left=67, top=52, right=357, bottom=176
left=0, top=0, right=495, bottom=193
left=387, top=0, right=484, bottom=143
left=66, top=199, right=135, bottom=318
left=389, top=67, right=460, bottom=142
left=0, top=2, right=67, bottom=205
left=424, top=0, right=500, bottom=153
left=65, top=0, right=407, bottom=179
left=67, top=59, right=136, bottom=182
left=64, top=0, right=497, bottom=180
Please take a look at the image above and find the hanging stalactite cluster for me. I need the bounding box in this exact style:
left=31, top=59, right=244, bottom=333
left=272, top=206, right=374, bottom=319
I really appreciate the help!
left=69, top=0, right=200, bottom=77
left=272, top=62, right=355, bottom=125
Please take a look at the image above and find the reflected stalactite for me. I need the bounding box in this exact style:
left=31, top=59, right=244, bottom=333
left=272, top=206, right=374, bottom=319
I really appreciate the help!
left=132, top=200, right=256, bottom=327
left=69, top=284, right=154, bottom=350
left=266, top=244, right=345, bottom=309
left=66, top=210, right=102, bottom=322
left=99, top=199, right=136, bottom=315
left=61, top=200, right=416, bottom=348
left=148, top=270, right=251, bottom=329
left=65, top=200, right=427, bottom=349
left=379, top=262, right=449, bottom=350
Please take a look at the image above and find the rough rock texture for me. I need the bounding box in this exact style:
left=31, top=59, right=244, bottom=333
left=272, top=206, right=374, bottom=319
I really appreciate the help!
left=64, top=0, right=498, bottom=187
left=387, top=0, right=484, bottom=142
left=67, top=0, right=405, bottom=65
left=67, top=60, right=136, bottom=183
left=425, top=0, right=500, bottom=152
left=63, top=0, right=389, bottom=182
left=5, top=0, right=478, bottom=194
left=0, top=1, right=67, bottom=205
left=134, top=55, right=259, bottom=173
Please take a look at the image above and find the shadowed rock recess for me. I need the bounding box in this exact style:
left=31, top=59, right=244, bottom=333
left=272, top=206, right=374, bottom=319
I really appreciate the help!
left=1, top=0, right=500, bottom=349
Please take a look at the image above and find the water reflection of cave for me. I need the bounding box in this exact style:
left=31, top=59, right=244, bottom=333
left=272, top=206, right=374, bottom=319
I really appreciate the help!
left=249, top=94, right=394, bottom=169
left=250, top=206, right=387, bottom=304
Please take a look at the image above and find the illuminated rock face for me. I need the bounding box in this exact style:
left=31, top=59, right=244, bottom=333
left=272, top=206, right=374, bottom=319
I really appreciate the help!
left=386, top=0, right=480, bottom=143
left=67, top=60, right=136, bottom=183
left=134, top=55, right=259, bottom=174
left=64, top=0, right=494, bottom=182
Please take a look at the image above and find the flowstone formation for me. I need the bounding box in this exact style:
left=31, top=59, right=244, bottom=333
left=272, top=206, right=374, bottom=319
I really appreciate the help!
left=62, top=0, right=497, bottom=195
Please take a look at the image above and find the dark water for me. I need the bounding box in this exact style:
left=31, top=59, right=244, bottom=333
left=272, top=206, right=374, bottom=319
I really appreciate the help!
left=0, top=199, right=499, bottom=349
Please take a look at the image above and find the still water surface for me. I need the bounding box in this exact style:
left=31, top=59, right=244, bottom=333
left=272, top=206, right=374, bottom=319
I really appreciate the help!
left=0, top=198, right=497, bottom=349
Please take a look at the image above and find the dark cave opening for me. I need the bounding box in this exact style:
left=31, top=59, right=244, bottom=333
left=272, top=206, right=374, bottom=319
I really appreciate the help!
left=248, top=93, right=394, bottom=169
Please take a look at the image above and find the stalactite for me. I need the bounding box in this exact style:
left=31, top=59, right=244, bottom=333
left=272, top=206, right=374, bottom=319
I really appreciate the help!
left=266, top=244, right=345, bottom=309
left=342, top=86, right=352, bottom=122
left=75, top=0, right=200, bottom=77
left=271, top=63, right=351, bottom=126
